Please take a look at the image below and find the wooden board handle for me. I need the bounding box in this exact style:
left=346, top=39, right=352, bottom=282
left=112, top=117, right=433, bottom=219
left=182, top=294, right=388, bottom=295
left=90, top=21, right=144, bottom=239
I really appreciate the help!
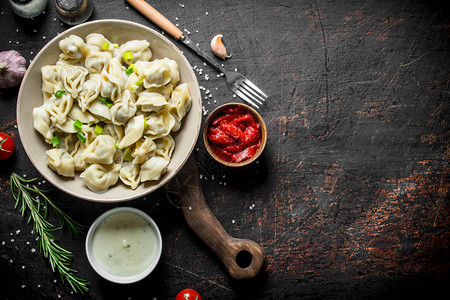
left=126, top=0, right=183, bottom=39
left=174, top=156, right=265, bottom=280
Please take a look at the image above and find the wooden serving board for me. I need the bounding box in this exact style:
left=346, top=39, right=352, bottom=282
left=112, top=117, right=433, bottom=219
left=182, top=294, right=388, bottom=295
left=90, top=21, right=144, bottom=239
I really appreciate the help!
left=170, top=155, right=265, bottom=280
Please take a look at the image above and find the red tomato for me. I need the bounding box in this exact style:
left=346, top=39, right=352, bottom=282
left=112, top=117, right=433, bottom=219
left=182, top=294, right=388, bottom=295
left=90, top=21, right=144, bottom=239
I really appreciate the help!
left=0, top=133, right=14, bottom=160
left=175, top=288, right=201, bottom=300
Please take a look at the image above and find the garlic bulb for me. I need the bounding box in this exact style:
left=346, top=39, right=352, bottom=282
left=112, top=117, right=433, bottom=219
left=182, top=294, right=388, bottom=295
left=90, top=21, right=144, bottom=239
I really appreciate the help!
left=210, top=34, right=231, bottom=59
left=0, top=50, right=27, bottom=88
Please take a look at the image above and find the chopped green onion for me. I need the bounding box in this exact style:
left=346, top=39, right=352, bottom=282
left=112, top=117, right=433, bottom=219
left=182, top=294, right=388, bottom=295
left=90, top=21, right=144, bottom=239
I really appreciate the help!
left=125, top=65, right=135, bottom=75
left=99, top=97, right=114, bottom=108
left=123, top=147, right=133, bottom=162
left=112, top=43, right=119, bottom=48
left=73, top=120, right=83, bottom=131
left=135, top=80, right=143, bottom=86
left=51, top=136, right=60, bottom=147
left=54, top=90, right=66, bottom=98
left=114, top=142, right=120, bottom=149
left=102, top=42, right=110, bottom=50
left=144, top=118, right=148, bottom=130
left=93, top=125, right=103, bottom=135
left=123, top=51, right=133, bottom=60
left=77, top=131, right=86, bottom=143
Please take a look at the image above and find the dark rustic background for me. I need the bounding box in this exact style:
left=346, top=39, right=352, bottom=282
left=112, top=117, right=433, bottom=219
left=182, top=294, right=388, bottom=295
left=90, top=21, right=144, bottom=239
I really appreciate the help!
left=0, top=0, right=449, bottom=299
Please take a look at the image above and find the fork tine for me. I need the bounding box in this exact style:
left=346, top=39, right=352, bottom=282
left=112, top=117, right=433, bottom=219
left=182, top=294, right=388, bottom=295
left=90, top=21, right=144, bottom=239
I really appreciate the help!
left=243, top=79, right=268, bottom=99
left=234, top=89, right=260, bottom=109
left=238, top=85, right=263, bottom=105
left=241, top=81, right=266, bottom=103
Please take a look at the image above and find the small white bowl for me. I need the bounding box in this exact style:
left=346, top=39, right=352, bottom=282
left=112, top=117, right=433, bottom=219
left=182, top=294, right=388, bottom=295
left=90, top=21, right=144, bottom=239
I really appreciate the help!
left=85, top=207, right=162, bottom=284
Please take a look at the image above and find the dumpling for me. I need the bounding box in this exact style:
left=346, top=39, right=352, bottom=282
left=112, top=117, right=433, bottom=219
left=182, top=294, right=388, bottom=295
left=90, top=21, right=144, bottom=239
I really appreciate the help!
left=102, top=57, right=127, bottom=88
left=80, top=135, right=116, bottom=164
left=100, top=77, right=121, bottom=102
left=140, top=156, right=169, bottom=182
left=45, top=93, right=73, bottom=124
left=119, top=162, right=140, bottom=189
left=87, top=99, right=111, bottom=121
left=46, top=148, right=75, bottom=177
left=144, top=110, right=175, bottom=139
left=118, top=115, right=145, bottom=149
left=146, top=84, right=174, bottom=100
left=103, top=123, right=124, bottom=143
left=168, top=83, right=191, bottom=122
left=52, top=117, right=77, bottom=133
left=33, top=104, right=53, bottom=144
left=61, top=134, right=77, bottom=153
left=163, top=58, right=179, bottom=86
left=119, top=40, right=152, bottom=65
left=134, top=59, right=171, bottom=88
left=85, top=45, right=113, bottom=73
left=132, top=136, right=156, bottom=165
left=57, top=62, right=89, bottom=99
left=123, top=73, right=143, bottom=96
left=135, top=91, right=167, bottom=112
left=79, top=73, right=102, bottom=111
left=41, top=65, right=64, bottom=101
left=85, top=33, right=111, bottom=49
left=80, top=124, right=100, bottom=146
left=70, top=140, right=89, bottom=171
left=80, top=163, right=121, bottom=192
left=154, top=135, right=175, bottom=160
left=110, top=90, right=137, bottom=125
left=58, top=35, right=87, bottom=64
left=68, top=104, right=97, bottom=125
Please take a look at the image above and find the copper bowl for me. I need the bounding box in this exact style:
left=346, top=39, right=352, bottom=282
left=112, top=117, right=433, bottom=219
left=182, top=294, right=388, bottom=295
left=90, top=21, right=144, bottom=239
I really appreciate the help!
left=203, top=103, right=267, bottom=167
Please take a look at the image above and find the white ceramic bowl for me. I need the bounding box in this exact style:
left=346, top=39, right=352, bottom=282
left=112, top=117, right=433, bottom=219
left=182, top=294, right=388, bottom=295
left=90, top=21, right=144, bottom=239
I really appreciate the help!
left=16, top=19, right=202, bottom=202
left=85, top=207, right=162, bottom=284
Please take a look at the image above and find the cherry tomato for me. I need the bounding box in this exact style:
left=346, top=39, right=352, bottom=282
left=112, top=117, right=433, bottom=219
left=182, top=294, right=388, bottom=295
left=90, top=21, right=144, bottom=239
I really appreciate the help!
left=0, top=133, right=14, bottom=160
left=175, top=288, right=201, bottom=300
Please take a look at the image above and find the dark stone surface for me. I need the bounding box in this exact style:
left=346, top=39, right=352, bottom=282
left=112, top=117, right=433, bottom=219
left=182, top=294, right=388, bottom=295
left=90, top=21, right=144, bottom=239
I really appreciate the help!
left=0, top=0, right=448, bottom=299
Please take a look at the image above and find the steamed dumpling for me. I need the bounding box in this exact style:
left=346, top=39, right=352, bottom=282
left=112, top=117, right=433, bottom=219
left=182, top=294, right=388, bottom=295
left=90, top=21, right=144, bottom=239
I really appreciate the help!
left=80, top=163, right=121, bottom=192
left=132, top=136, right=156, bottom=165
left=134, top=59, right=172, bottom=88
left=85, top=45, right=113, bottom=73
left=119, top=162, right=140, bottom=189
left=80, top=135, right=116, bottom=164
left=79, top=73, right=102, bottom=111
left=110, top=90, right=136, bottom=125
left=144, top=110, right=175, bottom=139
left=46, top=148, right=75, bottom=177
left=140, top=156, right=169, bottom=182
left=33, top=104, right=53, bottom=144
left=136, top=91, right=167, bottom=112
left=119, top=40, right=152, bottom=65
left=59, top=35, right=87, bottom=64
left=168, top=83, right=191, bottom=122
left=118, top=115, right=145, bottom=149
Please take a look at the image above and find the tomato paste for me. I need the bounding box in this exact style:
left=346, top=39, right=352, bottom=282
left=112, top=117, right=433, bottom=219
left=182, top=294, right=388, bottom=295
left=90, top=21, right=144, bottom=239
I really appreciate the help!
left=207, top=105, right=261, bottom=163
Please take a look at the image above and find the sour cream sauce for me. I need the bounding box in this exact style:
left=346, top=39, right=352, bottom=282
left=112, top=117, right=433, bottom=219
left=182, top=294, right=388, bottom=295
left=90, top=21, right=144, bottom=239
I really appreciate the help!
left=92, top=211, right=158, bottom=277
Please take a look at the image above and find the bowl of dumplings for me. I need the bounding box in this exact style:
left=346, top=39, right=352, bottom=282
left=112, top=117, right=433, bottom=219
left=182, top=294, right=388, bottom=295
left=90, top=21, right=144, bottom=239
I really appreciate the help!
left=16, top=19, right=202, bottom=202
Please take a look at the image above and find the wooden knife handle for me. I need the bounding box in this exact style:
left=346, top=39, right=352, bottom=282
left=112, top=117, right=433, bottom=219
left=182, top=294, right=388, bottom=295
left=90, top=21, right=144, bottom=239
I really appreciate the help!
left=176, top=156, right=265, bottom=280
left=126, top=0, right=183, bottom=39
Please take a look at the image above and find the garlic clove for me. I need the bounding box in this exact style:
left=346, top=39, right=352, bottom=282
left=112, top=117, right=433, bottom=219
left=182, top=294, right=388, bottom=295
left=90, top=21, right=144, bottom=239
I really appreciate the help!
left=0, top=50, right=27, bottom=89
left=210, top=34, right=231, bottom=59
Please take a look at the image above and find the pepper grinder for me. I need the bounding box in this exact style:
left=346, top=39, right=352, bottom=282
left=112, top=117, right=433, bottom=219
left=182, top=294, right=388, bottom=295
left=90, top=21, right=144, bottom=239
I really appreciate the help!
left=55, top=0, right=93, bottom=25
left=8, top=0, right=48, bottom=18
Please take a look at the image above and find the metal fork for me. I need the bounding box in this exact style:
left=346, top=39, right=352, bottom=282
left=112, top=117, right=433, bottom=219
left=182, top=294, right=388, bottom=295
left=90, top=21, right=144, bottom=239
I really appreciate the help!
left=127, top=0, right=268, bottom=108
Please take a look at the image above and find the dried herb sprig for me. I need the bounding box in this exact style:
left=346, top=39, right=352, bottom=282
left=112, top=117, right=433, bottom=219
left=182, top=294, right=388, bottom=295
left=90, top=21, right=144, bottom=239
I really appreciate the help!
left=9, top=173, right=89, bottom=294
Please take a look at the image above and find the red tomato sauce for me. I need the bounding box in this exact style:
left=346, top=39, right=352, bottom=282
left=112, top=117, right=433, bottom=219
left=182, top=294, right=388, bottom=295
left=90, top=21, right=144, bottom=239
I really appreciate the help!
left=207, top=105, right=261, bottom=163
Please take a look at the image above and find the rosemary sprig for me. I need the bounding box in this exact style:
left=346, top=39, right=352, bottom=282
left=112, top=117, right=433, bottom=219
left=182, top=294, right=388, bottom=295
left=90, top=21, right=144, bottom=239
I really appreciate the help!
left=9, top=173, right=89, bottom=294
